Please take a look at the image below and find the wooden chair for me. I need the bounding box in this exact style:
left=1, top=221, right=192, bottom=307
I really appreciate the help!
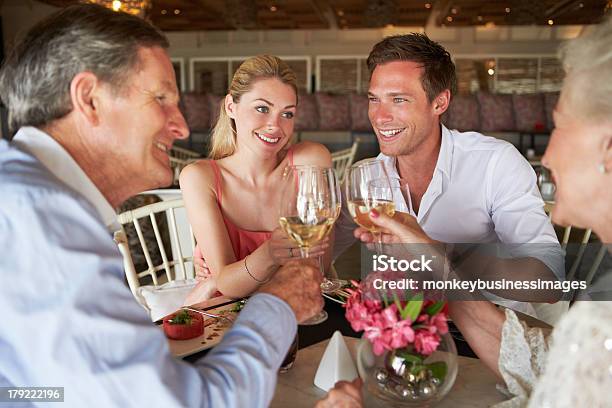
left=114, top=198, right=196, bottom=297
left=331, top=141, right=359, bottom=183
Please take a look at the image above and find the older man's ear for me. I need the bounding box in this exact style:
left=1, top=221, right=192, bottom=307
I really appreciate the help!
left=69, top=71, right=102, bottom=126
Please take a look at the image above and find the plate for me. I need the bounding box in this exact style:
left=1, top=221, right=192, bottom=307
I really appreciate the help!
left=163, top=300, right=240, bottom=358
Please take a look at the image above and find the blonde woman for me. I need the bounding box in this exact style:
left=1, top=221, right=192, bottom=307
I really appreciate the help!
left=180, top=55, right=331, bottom=303
left=355, top=17, right=612, bottom=408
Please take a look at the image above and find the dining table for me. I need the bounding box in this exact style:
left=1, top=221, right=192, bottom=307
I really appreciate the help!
left=271, top=336, right=507, bottom=407
left=181, top=297, right=551, bottom=407
left=183, top=297, right=480, bottom=365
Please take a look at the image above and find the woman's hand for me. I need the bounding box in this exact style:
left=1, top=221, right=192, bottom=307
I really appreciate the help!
left=194, top=257, right=211, bottom=281
left=314, top=378, right=363, bottom=408
left=353, top=210, right=437, bottom=245
left=267, top=227, right=329, bottom=265
left=183, top=278, right=218, bottom=306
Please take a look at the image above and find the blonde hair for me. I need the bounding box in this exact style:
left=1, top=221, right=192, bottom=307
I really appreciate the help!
left=559, top=14, right=612, bottom=124
left=208, top=55, right=298, bottom=159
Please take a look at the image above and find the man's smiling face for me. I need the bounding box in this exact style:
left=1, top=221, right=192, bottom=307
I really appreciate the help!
left=368, top=60, right=440, bottom=157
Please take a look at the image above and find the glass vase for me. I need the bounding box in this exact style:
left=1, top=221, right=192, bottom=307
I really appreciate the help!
left=356, top=332, right=458, bottom=407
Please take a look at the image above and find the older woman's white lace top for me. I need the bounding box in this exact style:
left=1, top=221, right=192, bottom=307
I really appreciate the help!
left=494, top=302, right=612, bottom=408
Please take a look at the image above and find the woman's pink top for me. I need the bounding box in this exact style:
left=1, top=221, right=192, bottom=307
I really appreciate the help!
left=193, top=148, right=294, bottom=265
left=206, top=159, right=272, bottom=260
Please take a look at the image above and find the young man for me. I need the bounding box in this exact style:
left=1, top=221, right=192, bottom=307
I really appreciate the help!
left=335, top=34, right=565, bottom=324
left=0, top=4, right=327, bottom=407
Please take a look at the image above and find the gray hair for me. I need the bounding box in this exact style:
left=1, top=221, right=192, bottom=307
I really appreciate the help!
left=0, top=3, right=169, bottom=132
left=559, top=14, right=612, bottom=123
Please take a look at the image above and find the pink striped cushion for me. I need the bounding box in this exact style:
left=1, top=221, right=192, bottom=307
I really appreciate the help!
left=316, top=93, right=350, bottom=131
left=295, top=93, right=319, bottom=131
left=476, top=93, right=515, bottom=132
left=181, top=93, right=210, bottom=132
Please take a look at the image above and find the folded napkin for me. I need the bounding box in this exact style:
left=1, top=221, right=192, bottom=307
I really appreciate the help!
left=314, top=331, right=359, bottom=391
left=136, top=279, right=199, bottom=322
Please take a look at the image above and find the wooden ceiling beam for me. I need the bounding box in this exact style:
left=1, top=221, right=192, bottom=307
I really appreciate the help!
left=545, top=0, right=582, bottom=19
left=307, top=0, right=337, bottom=29
left=433, top=0, right=454, bottom=26
left=32, top=0, right=611, bottom=29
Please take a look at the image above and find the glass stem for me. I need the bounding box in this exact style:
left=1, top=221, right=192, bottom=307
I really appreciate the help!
left=317, top=254, right=326, bottom=283
left=300, top=246, right=309, bottom=258
left=373, top=231, right=384, bottom=255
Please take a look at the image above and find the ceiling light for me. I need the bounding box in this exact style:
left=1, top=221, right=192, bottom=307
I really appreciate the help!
left=337, top=9, right=344, bottom=16
left=161, top=9, right=166, bottom=15
left=446, top=16, right=453, bottom=22
left=505, top=7, right=511, bottom=13
left=174, top=9, right=180, bottom=15
left=425, top=3, right=432, bottom=9
left=477, top=15, right=483, bottom=22
left=270, top=5, right=277, bottom=12
left=451, top=8, right=458, bottom=14
left=85, top=0, right=151, bottom=17
left=488, top=68, right=495, bottom=76
left=548, top=19, right=554, bottom=25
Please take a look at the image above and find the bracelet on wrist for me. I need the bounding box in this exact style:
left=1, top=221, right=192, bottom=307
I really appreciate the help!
left=244, top=255, right=271, bottom=284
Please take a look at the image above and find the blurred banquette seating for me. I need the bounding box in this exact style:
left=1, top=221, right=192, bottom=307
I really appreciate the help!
left=180, top=91, right=560, bottom=160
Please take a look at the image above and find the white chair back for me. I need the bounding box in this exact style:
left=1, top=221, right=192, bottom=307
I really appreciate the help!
left=169, top=157, right=192, bottom=185
left=332, top=141, right=359, bottom=182
left=114, top=198, right=196, bottom=297
left=169, top=146, right=200, bottom=185
left=170, top=146, right=201, bottom=160
left=544, top=201, right=605, bottom=283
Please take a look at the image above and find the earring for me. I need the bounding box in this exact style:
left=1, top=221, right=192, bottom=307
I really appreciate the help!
left=598, top=163, right=607, bottom=174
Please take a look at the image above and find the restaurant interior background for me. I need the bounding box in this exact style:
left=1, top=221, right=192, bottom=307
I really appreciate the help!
left=0, top=0, right=609, bottom=280
left=1, top=0, right=609, bottom=158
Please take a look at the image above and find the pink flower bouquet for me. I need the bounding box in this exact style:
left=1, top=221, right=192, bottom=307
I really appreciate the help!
left=345, top=279, right=449, bottom=356
left=346, top=279, right=457, bottom=402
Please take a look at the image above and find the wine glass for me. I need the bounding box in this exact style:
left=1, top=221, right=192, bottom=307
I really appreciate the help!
left=346, top=160, right=395, bottom=252
left=536, top=166, right=556, bottom=202
left=279, top=165, right=339, bottom=325
left=319, top=167, right=344, bottom=293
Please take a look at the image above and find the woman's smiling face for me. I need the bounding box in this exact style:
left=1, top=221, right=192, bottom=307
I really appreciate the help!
left=542, top=89, right=611, bottom=229
left=227, top=77, right=297, bottom=158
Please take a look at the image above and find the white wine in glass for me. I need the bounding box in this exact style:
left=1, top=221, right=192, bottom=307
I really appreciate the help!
left=279, top=166, right=338, bottom=257
left=347, top=198, right=395, bottom=232
left=278, top=215, right=335, bottom=253
left=279, top=165, right=340, bottom=325
left=346, top=160, right=395, bottom=250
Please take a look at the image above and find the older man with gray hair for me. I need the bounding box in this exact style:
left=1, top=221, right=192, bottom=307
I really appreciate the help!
left=0, top=4, right=327, bottom=407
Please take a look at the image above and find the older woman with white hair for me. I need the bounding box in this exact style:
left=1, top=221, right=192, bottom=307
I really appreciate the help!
left=351, top=14, right=612, bottom=408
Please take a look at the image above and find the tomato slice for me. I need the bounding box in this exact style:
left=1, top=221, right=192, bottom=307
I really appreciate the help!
left=163, top=311, right=204, bottom=340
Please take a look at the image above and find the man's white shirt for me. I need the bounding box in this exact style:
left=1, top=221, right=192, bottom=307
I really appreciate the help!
left=334, top=125, right=566, bottom=322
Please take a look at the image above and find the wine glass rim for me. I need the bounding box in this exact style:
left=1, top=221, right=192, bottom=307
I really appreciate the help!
left=285, top=164, right=337, bottom=177
left=368, top=176, right=403, bottom=189
left=350, top=158, right=384, bottom=169
left=287, top=164, right=333, bottom=170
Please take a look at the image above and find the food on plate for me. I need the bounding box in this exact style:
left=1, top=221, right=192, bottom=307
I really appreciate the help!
left=163, top=310, right=204, bottom=340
